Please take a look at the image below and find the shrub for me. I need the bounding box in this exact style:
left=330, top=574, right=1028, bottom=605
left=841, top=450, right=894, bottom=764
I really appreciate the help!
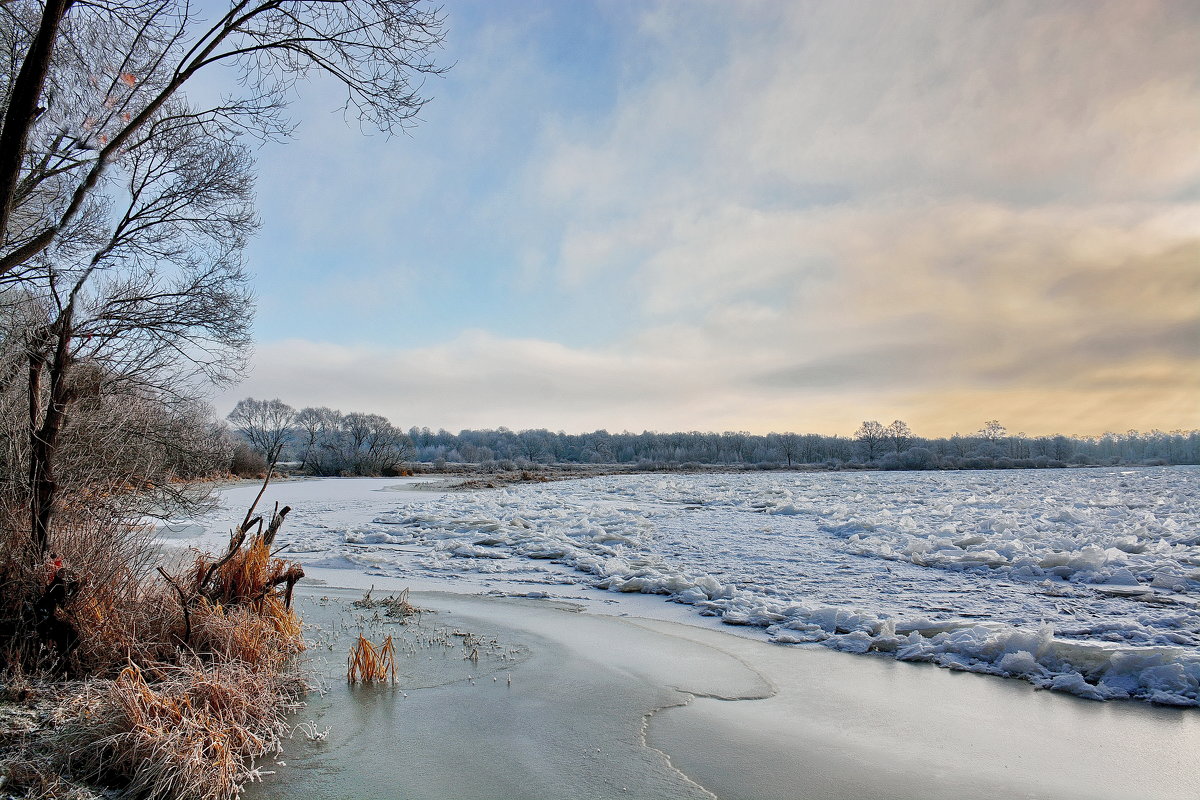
left=229, top=441, right=268, bottom=478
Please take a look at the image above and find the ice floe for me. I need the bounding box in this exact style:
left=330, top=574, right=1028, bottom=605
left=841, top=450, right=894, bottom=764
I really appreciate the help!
left=199, top=468, right=1200, bottom=705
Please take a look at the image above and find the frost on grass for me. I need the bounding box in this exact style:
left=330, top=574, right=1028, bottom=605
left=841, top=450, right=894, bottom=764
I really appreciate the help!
left=57, top=658, right=303, bottom=800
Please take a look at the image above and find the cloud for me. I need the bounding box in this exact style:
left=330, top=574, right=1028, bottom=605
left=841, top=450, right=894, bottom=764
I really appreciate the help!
left=227, top=0, right=1200, bottom=437
left=221, top=332, right=717, bottom=432
left=218, top=321, right=1197, bottom=437
left=538, top=0, right=1200, bottom=214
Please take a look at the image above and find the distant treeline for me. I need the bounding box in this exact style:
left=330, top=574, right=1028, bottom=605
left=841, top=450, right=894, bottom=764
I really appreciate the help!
left=227, top=399, right=1200, bottom=474
left=401, top=423, right=1200, bottom=470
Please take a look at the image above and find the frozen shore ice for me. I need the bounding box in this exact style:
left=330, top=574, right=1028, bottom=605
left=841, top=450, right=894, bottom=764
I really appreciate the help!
left=192, top=468, right=1200, bottom=706
left=245, top=577, right=1200, bottom=800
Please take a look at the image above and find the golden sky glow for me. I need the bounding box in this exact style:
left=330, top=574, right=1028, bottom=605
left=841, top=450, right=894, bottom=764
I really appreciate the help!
left=229, top=0, right=1200, bottom=437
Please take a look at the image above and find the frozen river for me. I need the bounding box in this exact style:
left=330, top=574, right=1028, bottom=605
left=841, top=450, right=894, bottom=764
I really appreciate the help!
left=189, top=466, right=1200, bottom=706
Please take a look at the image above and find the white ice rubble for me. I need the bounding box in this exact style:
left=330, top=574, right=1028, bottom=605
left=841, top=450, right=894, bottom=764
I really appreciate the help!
left=215, top=468, right=1200, bottom=706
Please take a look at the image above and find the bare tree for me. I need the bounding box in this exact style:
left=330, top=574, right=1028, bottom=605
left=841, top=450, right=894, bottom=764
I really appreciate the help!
left=1, top=298, right=231, bottom=571
left=294, top=408, right=413, bottom=476
left=227, top=397, right=296, bottom=467
left=13, top=101, right=254, bottom=556
left=779, top=432, right=798, bottom=467
left=340, top=411, right=411, bottom=474
left=294, top=405, right=338, bottom=471
left=1, top=0, right=446, bottom=567
left=0, top=0, right=447, bottom=279
left=886, top=420, right=913, bottom=453
left=979, top=419, right=1007, bottom=445
left=854, top=420, right=887, bottom=462
left=517, top=429, right=547, bottom=464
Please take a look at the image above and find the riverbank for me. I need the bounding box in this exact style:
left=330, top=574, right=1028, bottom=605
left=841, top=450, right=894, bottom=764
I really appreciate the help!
left=252, top=571, right=1199, bottom=800
left=11, top=471, right=1194, bottom=799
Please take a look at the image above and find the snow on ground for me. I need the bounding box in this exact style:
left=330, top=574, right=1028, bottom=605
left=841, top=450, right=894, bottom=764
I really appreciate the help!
left=186, top=467, right=1200, bottom=706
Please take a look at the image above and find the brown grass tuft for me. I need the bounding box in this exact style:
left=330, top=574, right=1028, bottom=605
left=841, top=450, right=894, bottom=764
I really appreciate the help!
left=347, top=634, right=396, bottom=685
left=57, top=658, right=303, bottom=800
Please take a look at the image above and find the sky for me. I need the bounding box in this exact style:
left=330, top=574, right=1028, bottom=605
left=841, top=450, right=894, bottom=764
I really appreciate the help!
left=215, top=0, right=1200, bottom=438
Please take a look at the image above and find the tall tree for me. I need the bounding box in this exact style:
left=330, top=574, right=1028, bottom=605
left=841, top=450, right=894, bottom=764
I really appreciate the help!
left=0, top=0, right=447, bottom=280
left=886, top=420, right=913, bottom=453
left=979, top=419, right=1007, bottom=445
left=228, top=398, right=296, bottom=468
left=1, top=0, right=446, bottom=559
left=17, top=99, right=255, bottom=555
left=294, top=405, right=339, bottom=472
left=854, top=420, right=887, bottom=462
left=779, top=432, right=798, bottom=467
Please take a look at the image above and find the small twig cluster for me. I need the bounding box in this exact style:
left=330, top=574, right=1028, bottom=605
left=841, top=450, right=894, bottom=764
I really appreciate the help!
left=294, top=720, right=331, bottom=742
left=351, top=586, right=424, bottom=622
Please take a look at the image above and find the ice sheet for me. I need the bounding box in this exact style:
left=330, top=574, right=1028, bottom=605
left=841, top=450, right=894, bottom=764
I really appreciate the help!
left=245, top=582, right=1200, bottom=800
left=186, top=468, right=1200, bottom=705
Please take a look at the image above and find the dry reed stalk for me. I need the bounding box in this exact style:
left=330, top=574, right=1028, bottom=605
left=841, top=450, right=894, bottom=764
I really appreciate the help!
left=346, top=634, right=397, bottom=684
left=189, top=597, right=304, bottom=672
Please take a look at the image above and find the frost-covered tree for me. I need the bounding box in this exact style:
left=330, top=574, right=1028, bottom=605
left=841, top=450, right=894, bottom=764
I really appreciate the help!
left=8, top=108, right=255, bottom=555
left=886, top=420, right=913, bottom=453
left=778, top=432, right=798, bottom=467
left=294, top=406, right=339, bottom=472
left=227, top=398, right=295, bottom=467
left=854, top=420, right=888, bottom=462
left=0, top=0, right=447, bottom=281
left=979, top=420, right=1007, bottom=445
left=0, top=0, right=447, bottom=574
left=296, top=409, right=413, bottom=476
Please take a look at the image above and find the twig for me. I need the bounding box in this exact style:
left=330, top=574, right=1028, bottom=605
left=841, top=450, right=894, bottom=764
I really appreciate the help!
left=157, top=566, right=191, bottom=645
left=239, top=470, right=274, bottom=533
left=198, top=529, right=245, bottom=595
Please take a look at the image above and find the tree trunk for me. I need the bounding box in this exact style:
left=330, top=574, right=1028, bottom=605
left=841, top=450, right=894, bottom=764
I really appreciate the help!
left=28, top=312, right=74, bottom=557
left=27, top=351, right=44, bottom=553
left=0, top=0, right=74, bottom=257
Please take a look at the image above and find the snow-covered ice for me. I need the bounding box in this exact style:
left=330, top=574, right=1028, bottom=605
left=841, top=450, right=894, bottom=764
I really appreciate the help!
left=189, top=467, right=1200, bottom=706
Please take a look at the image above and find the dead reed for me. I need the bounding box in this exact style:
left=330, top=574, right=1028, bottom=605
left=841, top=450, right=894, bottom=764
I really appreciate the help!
left=347, top=634, right=397, bottom=684
left=351, top=586, right=424, bottom=621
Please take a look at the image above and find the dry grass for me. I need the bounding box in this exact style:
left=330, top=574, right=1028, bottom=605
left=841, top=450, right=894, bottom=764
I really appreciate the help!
left=1, top=478, right=310, bottom=800
left=190, top=596, right=303, bottom=672
left=193, top=539, right=287, bottom=609
left=0, top=757, right=100, bottom=800
left=0, top=509, right=162, bottom=674
left=347, top=635, right=397, bottom=685
left=57, top=658, right=303, bottom=800
left=70, top=583, right=184, bottom=671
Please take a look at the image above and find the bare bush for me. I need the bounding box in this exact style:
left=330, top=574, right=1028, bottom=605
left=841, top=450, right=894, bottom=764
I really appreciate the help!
left=229, top=440, right=268, bottom=478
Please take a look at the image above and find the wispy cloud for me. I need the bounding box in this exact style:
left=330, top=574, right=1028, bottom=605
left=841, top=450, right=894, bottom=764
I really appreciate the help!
left=228, top=0, right=1200, bottom=436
